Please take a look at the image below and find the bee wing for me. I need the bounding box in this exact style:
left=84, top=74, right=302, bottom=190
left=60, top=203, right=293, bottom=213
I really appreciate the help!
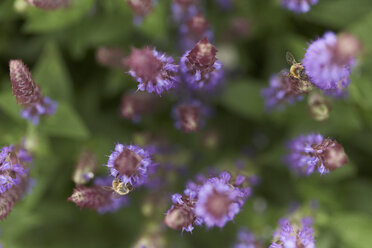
left=286, top=51, right=297, bottom=65
left=101, top=186, right=113, bottom=192
left=112, top=192, right=123, bottom=199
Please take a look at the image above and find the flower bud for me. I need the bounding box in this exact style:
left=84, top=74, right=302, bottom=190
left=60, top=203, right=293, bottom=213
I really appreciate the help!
left=308, top=92, right=330, bottom=122
left=72, top=151, right=98, bottom=185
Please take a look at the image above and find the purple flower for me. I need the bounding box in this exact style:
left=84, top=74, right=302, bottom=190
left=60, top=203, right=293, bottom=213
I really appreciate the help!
left=172, top=100, right=211, bottom=133
left=270, top=218, right=315, bottom=248
left=180, top=38, right=224, bottom=92
left=125, top=47, right=178, bottom=95
left=262, top=70, right=308, bottom=110
left=179, top=13, right=214, bottom=51
left=303, top=32, right=361, bottom=92
left=195, top=176, right=243, bottom=228
left=25, top=0, right=69, bottom=10
left=165, top=171, right=251, bottom=232
left=281, top=0, right=318, bottom=13
left=171, top=0, right=198, bottom=23
left=0, top=146, right=28, bottom=194
left=9, top=60, right=57, bottom=125
left=286, top=133, right=348, bottom=175
left=234, top=228, right=262, bottom=248
left=0, top=144, right=32, bottom=221
left=105, top=144, right=154, bottom=187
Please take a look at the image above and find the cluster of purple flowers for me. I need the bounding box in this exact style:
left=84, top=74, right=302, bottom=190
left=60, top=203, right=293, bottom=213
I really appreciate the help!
left=0, top=144, right=33, bottom=220
left=164, top=171, right=252, bottom=232
left=281, top=0, right=318, bottom=13
left=269, top=217, right=315, bottom=248
left=234, top=228, right=263, bottom=248
left=286, top=133, right=348, bottom=175
left=262, top=32, right=361, bottom=111
left=9, top=60, right=57, bottom=125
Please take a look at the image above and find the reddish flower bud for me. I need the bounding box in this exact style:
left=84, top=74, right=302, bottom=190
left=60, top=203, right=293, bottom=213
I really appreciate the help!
left=25, top=0, right=69, bottom=10
left=323, top=141, right=348, bottom=171
left=72, top=151, right=98, bottom=185
left=68, top=186, right=112, bottom=210
left=186, top=14, right=210, bottom=39
left=125, top=0, right=153, bottom=17
left=186, top=38, right=218, bottom=75
left=164, top=195, right=196, bottom=231
left=335, top=33, right=362, bottom=65
left=95, top=47, right=126, bottom=70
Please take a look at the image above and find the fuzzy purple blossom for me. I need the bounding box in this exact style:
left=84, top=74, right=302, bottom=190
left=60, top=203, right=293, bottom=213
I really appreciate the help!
left=270, top=218, right=315, bottom=248
left=303, top=32, right=361, bottom=94
left=172, top=100, right=211, bottom=133
left=9, top=60, right=57, bottom=125
left=165, top=171, right=251, bottom=232
left=105, top=144, right=154, bottom=188
left=125, top=47, right=178, bottom=95
left=180, top=38, right=224, bottom=92
left=262, top=70, right=310, bottom=110
left=171, top=0, right=199, bottom=23
left=281, top=0, right=318, bottom=13
left=234, top=228, right=263, bottom=248
left=0, top=144, right=32, bottom=221
left=25, top=0, right=69, bottom=10
left=286, top=133, right=348, bottom=175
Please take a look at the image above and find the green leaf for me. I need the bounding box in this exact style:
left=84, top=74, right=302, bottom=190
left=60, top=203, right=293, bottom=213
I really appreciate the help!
left=220, top=80, right=264, bottom=120
left=23, top=0, right=94, bottom=33
left=139, top=0, right=168, bottom=40
left=39, top=102, right=89, bottom=139
left=330, top=213, right=372, bottom=248
left=33, top=42, right=73, bottom=103
left=0, top=90, right=23, bottom=122
left=308, top=0, right=372, bottom=28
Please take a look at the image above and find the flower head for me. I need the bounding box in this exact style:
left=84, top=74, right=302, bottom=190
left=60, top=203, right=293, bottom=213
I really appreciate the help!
left=234, top=228, right=263, bottom=248
left=172, top=100, right=211, bottom=133
left=270, top=218, right=315, bottom=248
left=105, top=144, right=154, bottom=187
left=125, top=47, right=178, bottom=95
left=262, top=70, right=310, bottom=110
left=281, top=0, right=318, bottom=13
left=25, top=0, right=69, bottom=10
left=9, top=60, right=57, bottom=125
left=195, top=176, right=243, bottom=228
left=303, top=32, right=361, bottom=93
left=286, top=133, right=348, bottom=175
left=180, top=38, right=224, bottom=91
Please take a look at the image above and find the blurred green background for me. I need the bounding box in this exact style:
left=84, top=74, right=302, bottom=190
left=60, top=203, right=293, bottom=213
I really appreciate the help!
left=1, top=0, right=372, bottom=247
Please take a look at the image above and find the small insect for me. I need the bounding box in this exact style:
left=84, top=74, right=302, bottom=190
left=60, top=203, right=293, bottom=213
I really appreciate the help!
left=285, top=52, right=313, bottom=93
left=102, top=178, right=133, bottom=198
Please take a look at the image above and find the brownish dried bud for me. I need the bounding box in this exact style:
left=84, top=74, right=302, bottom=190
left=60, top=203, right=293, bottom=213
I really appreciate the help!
left=336, top=33, right=362, bottom=65
left=164, top=197, right=196, bottom=231
left=72, top=151, right=98, bottom=185
left=68, top=186, right=111, bottom=210
left=323, top=141, right=348, bottom=171
left=9, top=60, right=41, bottom=106
left=25, top=0, right=69, bottom=10
left=186, top=14, right=210, bottom=39
left=177, top=105, right=200, bottom=132
left=308, top=92, right=331, bottom=122
left=126, top=0, right=153, bottom=17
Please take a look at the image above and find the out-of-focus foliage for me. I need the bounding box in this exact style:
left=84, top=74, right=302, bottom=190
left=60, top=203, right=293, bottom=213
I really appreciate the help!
left=1, top=0, right=372, bottom=247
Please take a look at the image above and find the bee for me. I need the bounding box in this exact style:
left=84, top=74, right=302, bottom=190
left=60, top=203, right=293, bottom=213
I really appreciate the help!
left=102, top=178, right=133, bottom=198
left=285, top=52, right=313, bottom=93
